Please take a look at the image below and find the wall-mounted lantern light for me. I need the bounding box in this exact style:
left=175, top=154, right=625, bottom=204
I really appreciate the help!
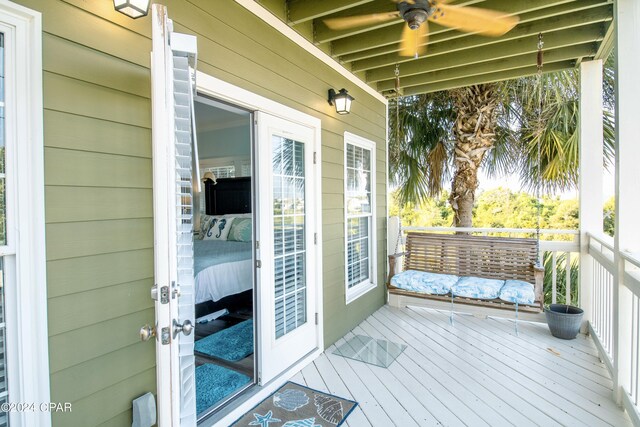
left=113, top=0, right=150, bottom=19
left=328, top=88, right=354, bottom=115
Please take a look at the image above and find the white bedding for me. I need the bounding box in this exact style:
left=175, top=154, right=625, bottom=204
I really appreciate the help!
left=195, top=258, right=253, bottom=304
left=193, top=240, right=253, bottom=304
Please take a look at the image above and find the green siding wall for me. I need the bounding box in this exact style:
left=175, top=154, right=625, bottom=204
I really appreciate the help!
left=16, top=0, right=387, bottom=425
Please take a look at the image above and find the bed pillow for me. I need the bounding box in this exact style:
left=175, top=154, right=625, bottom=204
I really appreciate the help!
left=228, top=218, right=252, bottom=242
left=202, top=217, right=234, bottom=241
left=199, top=215, right=215, bottom=239
left=390, top=270, right=458, bottom=295
left=452, top=276, right=505, bottom=300
left=499, top=280, right=536, bottom=305
left=199, top=214, right=251, bottom=239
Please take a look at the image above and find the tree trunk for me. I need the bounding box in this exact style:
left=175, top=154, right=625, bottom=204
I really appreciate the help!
left=449, top=84, right=499, bottom=229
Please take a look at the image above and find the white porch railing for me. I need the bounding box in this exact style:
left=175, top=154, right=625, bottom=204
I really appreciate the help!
left=388, top=219, right=580, bottom=305
left=623, top=251, right=640, bottom=409
left=587, top=232, right=640, bottom=424
left=587, top=233, right=616, bottom=367
left=587, top=233, right=640, bottom=425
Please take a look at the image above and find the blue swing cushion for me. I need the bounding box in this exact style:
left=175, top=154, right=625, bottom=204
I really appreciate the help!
left=390, top=270, right=459, bottom=295
left=452, top=276, right=505, bottom=300
left=499, top=280, right=536, bottom=305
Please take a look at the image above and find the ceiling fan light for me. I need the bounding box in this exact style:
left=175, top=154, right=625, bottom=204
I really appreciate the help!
left=404, top=9, right=428, bottom=30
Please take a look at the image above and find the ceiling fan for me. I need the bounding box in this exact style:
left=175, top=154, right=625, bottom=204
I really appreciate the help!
left=324, top=0, right=519, bottom=58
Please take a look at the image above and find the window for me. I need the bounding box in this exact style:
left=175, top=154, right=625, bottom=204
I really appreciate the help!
left=202, top=164, right=235, bottom=179
left=0, top=3, right=49, bottom=426
left=344, top=132, right=376, bottom=303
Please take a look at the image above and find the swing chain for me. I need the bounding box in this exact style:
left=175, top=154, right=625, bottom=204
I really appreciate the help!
left=535, top=33, right=544, bottom=265
left=394, top=63, right=403, bottom=255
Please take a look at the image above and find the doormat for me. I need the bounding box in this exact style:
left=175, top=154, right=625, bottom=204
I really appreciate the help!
left=195, top=318, right=253, bottom=361
left=231, top=382, right=358, bottom=427
left=196, top=364, right=251, bottom=415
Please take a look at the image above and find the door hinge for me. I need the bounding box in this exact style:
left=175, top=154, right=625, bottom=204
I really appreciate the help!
left=313, top=151, right=317, bottom=164
left=315, top=313, right=319, bottom=325
left=256, top=260, right=262, bottom=268
left=314, top=233, right=318, bottom=245
left=256, top=240, right=260, bottom=250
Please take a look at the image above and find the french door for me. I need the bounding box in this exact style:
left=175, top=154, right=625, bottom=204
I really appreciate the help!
left=150, top=5, right=198, bottom=425
left=256, top=112, right=320, bottom=384
left=150, top=7, right=321, bottom=421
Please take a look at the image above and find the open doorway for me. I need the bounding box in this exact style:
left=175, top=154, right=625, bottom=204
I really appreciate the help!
left=192, top=96, right=255, bottom=420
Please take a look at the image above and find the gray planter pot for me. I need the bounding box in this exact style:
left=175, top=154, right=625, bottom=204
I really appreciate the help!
left=545, top=304, right=584, bottom=340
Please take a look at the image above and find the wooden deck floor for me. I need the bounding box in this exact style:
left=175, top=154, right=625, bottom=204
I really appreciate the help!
left=291, top=305, right=632, bottom=427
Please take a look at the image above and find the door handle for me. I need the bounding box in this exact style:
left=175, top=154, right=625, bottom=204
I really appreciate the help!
left=173, top=319, right=193, bottom=339
left=140, top=324, right=156, bottom=341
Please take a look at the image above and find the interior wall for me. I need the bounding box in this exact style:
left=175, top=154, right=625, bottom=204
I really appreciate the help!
left=198, top=127, right=250, bottom=160
left=15, top=0, right=388, bottom=425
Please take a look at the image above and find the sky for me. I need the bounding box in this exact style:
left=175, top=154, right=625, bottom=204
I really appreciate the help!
left=477, top=169, right=615, bottom=200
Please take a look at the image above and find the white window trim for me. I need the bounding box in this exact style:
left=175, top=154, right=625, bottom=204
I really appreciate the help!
left=344, top=132, right=377, bottom=304
left=0, top=1, right=49, bottom=426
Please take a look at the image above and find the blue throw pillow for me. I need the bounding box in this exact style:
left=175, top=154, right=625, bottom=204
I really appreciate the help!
left=500, top=280, right=536, bottom=305
left=391, top=270, right=458, bottom=295
left=228, top=218, right=252, bottom=242
left=452, top=276, right=505, bottom=300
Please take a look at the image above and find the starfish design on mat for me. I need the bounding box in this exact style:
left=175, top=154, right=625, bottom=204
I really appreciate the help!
left=249, top=410, right=281, bottom=427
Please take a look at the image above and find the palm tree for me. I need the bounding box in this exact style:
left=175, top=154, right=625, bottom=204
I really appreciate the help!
left=389, top=56, right=615, bottom=227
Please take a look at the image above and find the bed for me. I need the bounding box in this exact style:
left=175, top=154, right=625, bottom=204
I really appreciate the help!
left=194, top=240, right=252, bottom=304
left=194, top=176, right=253, bottom=308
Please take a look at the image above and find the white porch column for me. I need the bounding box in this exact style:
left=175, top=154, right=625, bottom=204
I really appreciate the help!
left=614, top=0, right=640, bottom=404
left=578, top=59, right=603, bottom=333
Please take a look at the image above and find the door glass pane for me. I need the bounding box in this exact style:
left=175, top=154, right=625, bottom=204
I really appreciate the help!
left=273, top=136, right=306, bottom=339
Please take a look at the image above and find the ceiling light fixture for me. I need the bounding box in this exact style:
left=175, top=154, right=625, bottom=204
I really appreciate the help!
left=113, top=0, right=150, bottom=19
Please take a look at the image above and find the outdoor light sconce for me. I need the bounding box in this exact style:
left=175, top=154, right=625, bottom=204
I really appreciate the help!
left=328, top=88, right=354, bottom=115
left=113, top=0, right=150, bottom=19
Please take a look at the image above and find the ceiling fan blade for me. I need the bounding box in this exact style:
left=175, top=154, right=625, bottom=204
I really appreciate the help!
left=399, top=22, right=428, bottom=58
left=324, top=11, right=400, bottom=30
left=430, top=4, right=519, bottom=36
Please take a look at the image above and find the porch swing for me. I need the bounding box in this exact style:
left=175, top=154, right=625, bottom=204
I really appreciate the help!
left=387, top=35, right=548, bottom=322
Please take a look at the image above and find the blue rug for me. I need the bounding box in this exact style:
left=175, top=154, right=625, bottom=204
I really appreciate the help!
left=196, top=364, right=251, bottom=415
left=195, top=319, right=254, bottom=361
